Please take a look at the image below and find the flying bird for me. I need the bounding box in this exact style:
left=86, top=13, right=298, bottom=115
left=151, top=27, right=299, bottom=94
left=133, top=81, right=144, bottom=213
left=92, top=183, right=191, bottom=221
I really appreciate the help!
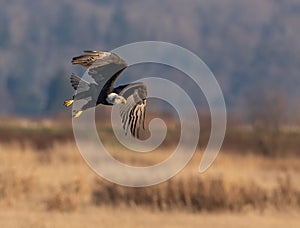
left=64, top=50, right=147, bottom=138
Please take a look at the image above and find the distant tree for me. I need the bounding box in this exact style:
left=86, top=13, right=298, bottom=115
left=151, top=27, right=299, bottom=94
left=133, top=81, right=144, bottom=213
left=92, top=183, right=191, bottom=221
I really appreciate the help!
left=6, top=76, right=41, bottom=116
left=54, top=3, right=75, bottom=45
left=105, top=1, right=131, bottom=47
left=0, top=14, right=10, bottom=47
left=44, top=69, right=73, bottom=116
left=245, top=87, right=286, bottom=156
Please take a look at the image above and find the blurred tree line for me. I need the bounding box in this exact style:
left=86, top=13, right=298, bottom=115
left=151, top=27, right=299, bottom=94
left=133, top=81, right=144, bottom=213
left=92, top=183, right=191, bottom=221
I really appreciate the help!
left=0, top=0, right=299, bottom=126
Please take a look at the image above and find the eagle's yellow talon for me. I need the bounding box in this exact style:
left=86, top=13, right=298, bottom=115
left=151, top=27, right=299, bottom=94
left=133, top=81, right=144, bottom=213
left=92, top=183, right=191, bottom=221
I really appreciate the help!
left=64, top=99, right=74, bottom=107
left=73, top=110, right=83, bottom=118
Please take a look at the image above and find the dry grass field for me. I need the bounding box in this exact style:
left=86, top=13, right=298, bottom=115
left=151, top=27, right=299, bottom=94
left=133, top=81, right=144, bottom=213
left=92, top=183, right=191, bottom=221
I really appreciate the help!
left=0, top=121, right=299, bottom=227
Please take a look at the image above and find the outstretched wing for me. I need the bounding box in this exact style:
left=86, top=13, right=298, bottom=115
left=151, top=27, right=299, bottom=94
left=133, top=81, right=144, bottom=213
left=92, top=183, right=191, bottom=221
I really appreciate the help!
left=70, top=73, right=90, bottom=91
left=114, top=83, right=147, bottom=138
left=72, top=50, right=113, bottom=68
left=72, top=50, right=128, bottom=95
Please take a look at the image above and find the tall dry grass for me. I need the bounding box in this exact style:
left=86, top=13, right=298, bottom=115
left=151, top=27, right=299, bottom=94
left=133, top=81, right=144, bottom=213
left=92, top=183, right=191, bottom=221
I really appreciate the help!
left=0, top=140, right=299, bottom=214
left=92, top=170, right=300, bottom=212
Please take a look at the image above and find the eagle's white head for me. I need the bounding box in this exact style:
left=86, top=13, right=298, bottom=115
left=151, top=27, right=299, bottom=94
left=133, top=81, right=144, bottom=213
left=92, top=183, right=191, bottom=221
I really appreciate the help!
left=106, top=93, right=126, bottom=105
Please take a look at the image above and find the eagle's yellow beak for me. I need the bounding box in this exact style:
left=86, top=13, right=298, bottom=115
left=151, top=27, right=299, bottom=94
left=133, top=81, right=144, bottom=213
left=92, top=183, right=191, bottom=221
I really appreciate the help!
left=121, top=97, right=126, bottom=104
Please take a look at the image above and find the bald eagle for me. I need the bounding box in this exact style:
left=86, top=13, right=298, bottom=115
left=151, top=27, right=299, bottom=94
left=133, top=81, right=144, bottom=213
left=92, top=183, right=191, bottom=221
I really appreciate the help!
left=64, top=50, right=147, bottom=138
